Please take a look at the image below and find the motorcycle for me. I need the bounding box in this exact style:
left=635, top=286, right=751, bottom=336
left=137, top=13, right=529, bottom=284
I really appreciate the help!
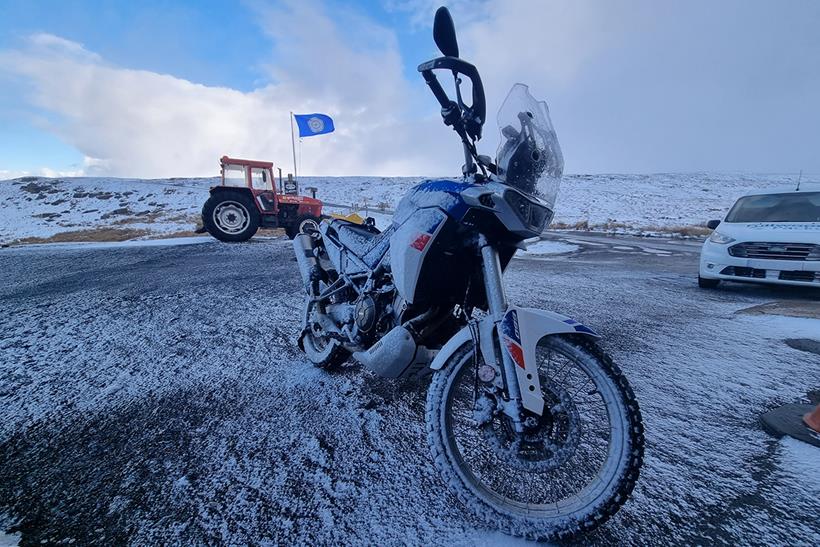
left=292, top=6, right=644, bottom=541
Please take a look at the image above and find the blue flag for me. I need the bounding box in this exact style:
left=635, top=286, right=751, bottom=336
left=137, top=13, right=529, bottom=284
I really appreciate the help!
left=294, top=113, right=335, bottom=137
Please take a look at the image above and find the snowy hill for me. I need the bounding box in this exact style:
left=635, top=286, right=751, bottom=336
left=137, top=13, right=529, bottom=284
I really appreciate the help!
left=1, top=173, right=814, bottom=245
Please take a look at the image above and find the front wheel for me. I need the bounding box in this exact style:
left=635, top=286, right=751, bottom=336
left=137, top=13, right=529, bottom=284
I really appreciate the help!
left=426, top=335, right=644, bottom=541
left=285, top=215, right=321, bottom=239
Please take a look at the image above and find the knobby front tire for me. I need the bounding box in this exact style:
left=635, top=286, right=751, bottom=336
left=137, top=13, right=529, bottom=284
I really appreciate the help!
left=425, top=335, right=644, bottom=541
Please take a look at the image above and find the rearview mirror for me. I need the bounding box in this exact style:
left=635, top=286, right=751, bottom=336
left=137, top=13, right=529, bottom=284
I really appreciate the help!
left=433, top=6, right=459, bottom=57
left=706, top=219, right=721, bottom=230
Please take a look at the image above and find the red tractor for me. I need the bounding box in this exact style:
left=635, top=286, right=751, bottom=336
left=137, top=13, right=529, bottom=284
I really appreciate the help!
left=200, top=156, right=323, bottom=242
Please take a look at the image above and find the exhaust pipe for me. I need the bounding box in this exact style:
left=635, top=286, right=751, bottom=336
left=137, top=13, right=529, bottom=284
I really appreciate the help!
left=292, top=233, right=320, bottom=294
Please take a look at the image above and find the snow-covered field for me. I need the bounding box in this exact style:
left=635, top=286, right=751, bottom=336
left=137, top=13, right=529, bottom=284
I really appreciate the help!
left=2, top=172, right=817, bottom=244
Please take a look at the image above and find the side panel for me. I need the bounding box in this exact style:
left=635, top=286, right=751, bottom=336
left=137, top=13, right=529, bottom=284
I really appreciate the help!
left=389, top=208, right=448, bottom=304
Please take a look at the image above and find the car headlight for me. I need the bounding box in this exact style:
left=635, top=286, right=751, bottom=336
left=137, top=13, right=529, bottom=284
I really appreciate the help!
left=708, top=231, right=735, bottom=244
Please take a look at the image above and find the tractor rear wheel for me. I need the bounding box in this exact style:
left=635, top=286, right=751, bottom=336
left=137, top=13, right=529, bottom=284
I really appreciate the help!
left=202, top=190, right=260, bottom=242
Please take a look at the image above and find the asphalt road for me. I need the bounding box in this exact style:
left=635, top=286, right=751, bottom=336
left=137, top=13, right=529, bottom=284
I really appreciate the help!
left=1, top=234, right=818, bottom=546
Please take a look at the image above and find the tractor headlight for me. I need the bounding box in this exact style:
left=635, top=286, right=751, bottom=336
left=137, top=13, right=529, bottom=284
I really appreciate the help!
left=505, top=190, right=552, bottom=232
left=708, top=231, right=735, bottom=244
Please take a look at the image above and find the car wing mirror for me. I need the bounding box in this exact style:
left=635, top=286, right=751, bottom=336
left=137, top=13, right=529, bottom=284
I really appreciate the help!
left=433, top=6, right=459, bottom=57
left=706, top=219, right=721, bottom=230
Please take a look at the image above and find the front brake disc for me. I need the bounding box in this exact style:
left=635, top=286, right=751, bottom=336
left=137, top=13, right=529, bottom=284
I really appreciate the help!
left=475, top=381, right=582, bottom=472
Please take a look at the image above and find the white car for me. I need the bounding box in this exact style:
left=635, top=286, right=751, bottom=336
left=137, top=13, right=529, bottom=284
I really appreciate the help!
left=699, top=186, right=820, bottom=288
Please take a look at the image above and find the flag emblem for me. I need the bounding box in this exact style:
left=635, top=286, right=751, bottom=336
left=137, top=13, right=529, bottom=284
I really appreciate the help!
left=294, top=113, right=335, bottom=137
left=307, top=117, right=325, bottom=133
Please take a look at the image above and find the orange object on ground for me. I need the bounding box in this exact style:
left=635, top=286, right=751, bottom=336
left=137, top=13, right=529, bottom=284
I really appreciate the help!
left=804, top=404, right=820, bottom=433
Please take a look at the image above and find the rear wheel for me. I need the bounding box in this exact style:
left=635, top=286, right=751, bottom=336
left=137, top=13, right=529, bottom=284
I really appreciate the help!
left=300, top=324, right=349, bottom=369
left=202, top=190, right=260, bottom=242
left=298, top=282, right=350, bottom=369
left=299, top=303, right=350, bottom=368
left=698, top=275, right=720, bottom=288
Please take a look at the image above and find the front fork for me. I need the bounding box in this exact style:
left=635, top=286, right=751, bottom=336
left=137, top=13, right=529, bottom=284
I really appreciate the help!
left=479, top=236, right=530, bottom=433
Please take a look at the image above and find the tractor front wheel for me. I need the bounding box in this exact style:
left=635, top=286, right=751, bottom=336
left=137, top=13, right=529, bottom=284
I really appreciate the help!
left=202, top=191, right=260, bottom=242
left=285, top=215, right=321, bottom=239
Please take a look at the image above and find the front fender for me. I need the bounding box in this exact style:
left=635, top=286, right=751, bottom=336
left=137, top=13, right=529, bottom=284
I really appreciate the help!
left=429, top=306, right=598, bottom=415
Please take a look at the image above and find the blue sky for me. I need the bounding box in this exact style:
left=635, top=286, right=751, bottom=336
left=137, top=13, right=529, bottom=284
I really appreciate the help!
left=1, top=0, right=819, bottom=178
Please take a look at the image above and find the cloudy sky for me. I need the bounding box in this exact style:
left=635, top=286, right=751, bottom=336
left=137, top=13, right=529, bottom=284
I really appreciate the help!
left=1, top=0, right=818, bottom=179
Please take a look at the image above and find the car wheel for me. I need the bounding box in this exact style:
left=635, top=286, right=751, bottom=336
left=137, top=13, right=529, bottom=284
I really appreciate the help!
left=698, top=275, right=720, bottom=289
left=202, top=191, right=260, bottom=242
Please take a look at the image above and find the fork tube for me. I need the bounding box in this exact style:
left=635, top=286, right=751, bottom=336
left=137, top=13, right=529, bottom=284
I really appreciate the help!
left=479, top=236, right=524, bottom=420
left=480, top=237, right=507, bottom=319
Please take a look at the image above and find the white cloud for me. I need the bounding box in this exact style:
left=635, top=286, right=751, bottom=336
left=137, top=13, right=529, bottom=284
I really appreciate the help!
left=2, top=0, right=818, bottom=177
left=0, top=0, right=456, bottom=179
left=38, top=166, right=84, bottom=178
left=0, top=169, right=32, bottom=180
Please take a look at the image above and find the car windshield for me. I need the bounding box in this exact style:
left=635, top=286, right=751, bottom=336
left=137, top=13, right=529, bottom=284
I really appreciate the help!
left=725, top=192, right=820, bottom=223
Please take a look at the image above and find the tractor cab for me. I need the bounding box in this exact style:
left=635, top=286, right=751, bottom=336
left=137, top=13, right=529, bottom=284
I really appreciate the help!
left=199, top=156, right=323, bottom=242
left=220, top=156, right=278, bottom=211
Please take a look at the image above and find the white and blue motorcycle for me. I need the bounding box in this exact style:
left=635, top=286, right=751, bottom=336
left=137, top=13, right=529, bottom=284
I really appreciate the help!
left=292, top=7, right=643, bottom=541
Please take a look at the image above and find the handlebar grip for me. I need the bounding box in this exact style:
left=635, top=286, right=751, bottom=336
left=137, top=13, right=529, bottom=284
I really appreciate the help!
left=418, top=57, right=486, bottom=131
left=421, top=70, right=450, bottom=109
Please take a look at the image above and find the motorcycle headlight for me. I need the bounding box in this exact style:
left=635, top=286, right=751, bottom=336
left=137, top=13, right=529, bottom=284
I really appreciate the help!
left=505, top=190, right=552, bottom=232
left=708, top=231, right=735, bottom=244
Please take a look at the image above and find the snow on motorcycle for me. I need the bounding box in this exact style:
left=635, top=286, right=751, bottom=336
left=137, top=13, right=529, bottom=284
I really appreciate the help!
left=291, top=6, right=644, bottom=541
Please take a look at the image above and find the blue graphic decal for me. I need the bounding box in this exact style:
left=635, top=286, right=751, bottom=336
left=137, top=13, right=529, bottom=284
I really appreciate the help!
left=563, top=318, right=597, bottom=336
left=426, top=216, right=443, bottom=233
left=501, top=309, right=522, bottom=344
left=394, top=179, right=473, bottom=221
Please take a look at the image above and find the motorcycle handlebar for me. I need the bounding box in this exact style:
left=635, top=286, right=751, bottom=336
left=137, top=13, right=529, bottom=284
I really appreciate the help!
left=418, top=56, right=487, bottom=137
left=420, top=69, right=451, bottom=109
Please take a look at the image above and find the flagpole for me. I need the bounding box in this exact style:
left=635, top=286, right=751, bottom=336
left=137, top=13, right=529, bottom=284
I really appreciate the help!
left=289, top=111, right=298, bottom=181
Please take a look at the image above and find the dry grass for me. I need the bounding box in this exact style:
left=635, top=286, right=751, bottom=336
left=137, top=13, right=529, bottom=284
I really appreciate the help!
left=9, top=228, right=152, bottom=246
left=649, top=225, right=712, bottom=237
left=551, top=220, right=590, bottom=230
left=145, top=230, right=202, bottom=239
left=145, top=227, right=286, bottom=240
left=550, top=220, right=711, bottom=238
left=113, top=212, right=199, bottom=226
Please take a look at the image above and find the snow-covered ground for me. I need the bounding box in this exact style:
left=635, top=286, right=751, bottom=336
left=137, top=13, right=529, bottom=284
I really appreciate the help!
left=0, top=235, right=817, bottom=545
left=2, top=172, right=817, bottom=244
left=519, top=239, right=579, bottom=258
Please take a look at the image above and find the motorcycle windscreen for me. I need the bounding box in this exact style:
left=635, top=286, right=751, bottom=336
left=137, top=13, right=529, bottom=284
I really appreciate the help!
left=495, top=83, right=563, bottom=210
